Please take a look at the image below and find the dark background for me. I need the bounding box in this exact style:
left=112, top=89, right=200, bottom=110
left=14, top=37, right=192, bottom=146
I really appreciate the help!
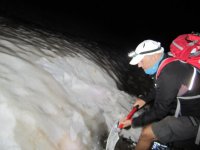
left=1, top=1, right=200, bottom=52
left=1, top=1, right=200, bottom=96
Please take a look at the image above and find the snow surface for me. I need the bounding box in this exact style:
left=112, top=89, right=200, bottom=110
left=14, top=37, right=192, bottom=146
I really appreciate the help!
left=0, top=18, right=141, bottom=150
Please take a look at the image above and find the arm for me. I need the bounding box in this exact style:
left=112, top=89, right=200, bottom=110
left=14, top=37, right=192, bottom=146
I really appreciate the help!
left=138, top=87, right=156, bottom=104
left=132, top=65, right=181, bottom=127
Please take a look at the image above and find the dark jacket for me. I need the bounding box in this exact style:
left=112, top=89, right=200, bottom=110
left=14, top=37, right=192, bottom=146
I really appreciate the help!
left=132, top=56, right=200, bottom=127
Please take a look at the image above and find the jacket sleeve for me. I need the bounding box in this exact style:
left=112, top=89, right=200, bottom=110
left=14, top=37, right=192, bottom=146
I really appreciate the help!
left=139, top=87, right=156, bottom=103
left=132, top=66, right=181, bottom=127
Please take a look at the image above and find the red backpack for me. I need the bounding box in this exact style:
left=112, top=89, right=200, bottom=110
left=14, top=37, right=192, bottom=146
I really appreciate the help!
left=156, top=33, right=200, bottom=79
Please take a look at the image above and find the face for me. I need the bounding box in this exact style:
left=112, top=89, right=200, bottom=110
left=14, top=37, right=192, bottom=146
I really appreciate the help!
left=137, top=55, right=155, bottom=70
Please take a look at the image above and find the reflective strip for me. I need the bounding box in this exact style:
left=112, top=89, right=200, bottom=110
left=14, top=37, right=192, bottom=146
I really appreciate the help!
left=189, top=67, right=197, bottom=90
left=128, top=46, right=162, bottom=57
left=172, top=41, right=183, bottom=50
left=175, top=98, right=181, bottom=118
left=177, top=94, right=200, bottom=100
left=195, top=125, right=200, bottom=145
left=189, top=116, right=198, bottom=126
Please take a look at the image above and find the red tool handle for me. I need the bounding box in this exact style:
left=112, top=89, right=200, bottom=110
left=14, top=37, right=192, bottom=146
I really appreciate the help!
left=118, top=105, right=139, bottom=129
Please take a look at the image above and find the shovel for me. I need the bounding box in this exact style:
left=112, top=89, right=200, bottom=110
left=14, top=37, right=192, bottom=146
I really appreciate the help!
left=106, top=105, right=139, bottom=150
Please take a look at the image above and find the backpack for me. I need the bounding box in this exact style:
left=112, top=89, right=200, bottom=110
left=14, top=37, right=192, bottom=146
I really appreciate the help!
left=156, top=32, right=200, bottom=79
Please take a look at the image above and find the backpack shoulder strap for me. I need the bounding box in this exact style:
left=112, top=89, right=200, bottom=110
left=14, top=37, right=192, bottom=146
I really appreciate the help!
left=156, top=57, right=178, bottom=79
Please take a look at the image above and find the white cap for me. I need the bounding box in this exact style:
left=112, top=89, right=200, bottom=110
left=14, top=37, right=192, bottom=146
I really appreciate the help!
left=128, top=40, right=164, bottom=65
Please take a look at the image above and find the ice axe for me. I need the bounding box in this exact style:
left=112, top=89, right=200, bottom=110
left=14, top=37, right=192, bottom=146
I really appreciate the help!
left=106, top=105, right=139, bottom=150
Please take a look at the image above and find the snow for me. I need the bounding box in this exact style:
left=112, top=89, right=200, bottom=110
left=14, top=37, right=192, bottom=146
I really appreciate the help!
left=0, top=18, right=141, bottom=150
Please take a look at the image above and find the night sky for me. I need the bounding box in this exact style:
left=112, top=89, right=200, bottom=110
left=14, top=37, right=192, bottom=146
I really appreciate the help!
left=0, top=1, right=200, bottom=97
left=0, top=1, right=200, bottom=52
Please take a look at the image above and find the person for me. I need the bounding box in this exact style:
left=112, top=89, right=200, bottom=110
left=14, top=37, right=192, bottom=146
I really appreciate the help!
left=119, top=39, right=200, bottom=150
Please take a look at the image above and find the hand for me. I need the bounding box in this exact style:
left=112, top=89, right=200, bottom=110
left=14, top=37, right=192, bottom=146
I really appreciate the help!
left=118, top=117, right=132, bottom=129
left=133, top=97, right=146, bottom=109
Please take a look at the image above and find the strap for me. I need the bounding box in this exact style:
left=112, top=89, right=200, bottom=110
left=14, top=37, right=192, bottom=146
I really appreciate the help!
left=195, top=124, right=200, bottom=145
left=187, top=33, right=200, bottom=45
left=189, top=67, right=197, bottom=90
left=156, top=57, right=178, bottom=79
left=140, top=46, right=162, bottom=55
left=174, top=98, right=181, bottom=118
left=177, top=94, right=200, bottom=100
left=189, top=116, right=198, bottom=126
left=188, top=116, right=200, bottom=145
